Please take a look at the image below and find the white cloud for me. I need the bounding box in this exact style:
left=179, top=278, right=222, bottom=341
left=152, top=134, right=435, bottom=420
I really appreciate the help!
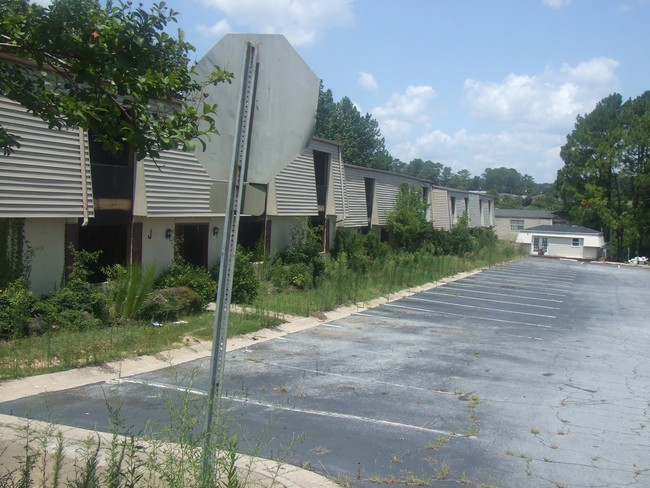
left=543, top=0, right=572, bottom=8
left=198, top=0, right=353, bottom=46
left=197, top=19, right=232, bottom=38
left=371, top=85, right=436, bottom=139
left=373, top=58, right=620, bottom=182
left=358, top=71, right=379, bottom=92
left=462, top=57, right=619, bottom=130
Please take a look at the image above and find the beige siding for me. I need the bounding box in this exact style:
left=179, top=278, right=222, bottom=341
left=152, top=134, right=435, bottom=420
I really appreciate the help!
left=467, top=193, right=480, bottom=227
left=0, top=96, right=94, bottom=218
left=343, top=166, right=368, bottom=227
left=431, top=189, right=451, bottom=229
left=495, top=217, right=553, bottom=241
left=311, top=139, right=344, bottom=219
left=274, top=147, right=318, bottom=216
left=138, top=149, right=215, bottom=217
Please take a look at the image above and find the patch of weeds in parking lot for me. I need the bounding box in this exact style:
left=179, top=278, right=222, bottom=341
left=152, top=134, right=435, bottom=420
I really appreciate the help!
left=427, top=435, right=451, bottom=451
left=436, top=463, right=450, bottom=480
left=333, top=475, right=352, bottom=487
left=530, top=427, right=541, bottom=435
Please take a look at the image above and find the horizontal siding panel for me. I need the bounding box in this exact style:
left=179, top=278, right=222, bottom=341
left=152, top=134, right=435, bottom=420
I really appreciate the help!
left=142, top=149, right=214, bottom=216
left=275, top=148, right=317, bottom=216
left=0, top=96, right=94, bottom=218
left=343, top=166, right=369, bottom=227
left=431, top=189, right=451, bottom=230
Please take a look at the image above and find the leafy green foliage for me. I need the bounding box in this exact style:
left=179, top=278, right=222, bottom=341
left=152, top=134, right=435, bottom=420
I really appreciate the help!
left=0, top=0, right=233, bottom=159
left=0, top=219, right=32, bottom=288
left=558, top=91, right=650, bottom=259
left=270, top=222, right=325, bottom=290
left=315, top=84, right=392, bottom=170
left=138, top=286, right=202, bottom=321
left=155, top=258, right=216, bottom=305
left=231, top=247, right=260, bottom=304
left=104, top=264, right=156, bottom=322
left=35, top=249, right=111, bottom=332
left=386, top=183, right=431, bottom=251
left=210, top=246, right=261, bottom=304
left=0, top=277, right=35, bottom=339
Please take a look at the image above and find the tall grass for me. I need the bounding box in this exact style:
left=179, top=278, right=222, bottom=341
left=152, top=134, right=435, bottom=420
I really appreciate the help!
left=0, top=311, right=282, bottom=381
left=254, top=242, right=521, bottom=317
left=105, top=264, right=157, bottom=322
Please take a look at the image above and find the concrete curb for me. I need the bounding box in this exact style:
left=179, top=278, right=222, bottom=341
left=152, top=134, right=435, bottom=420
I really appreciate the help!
left=0, top=269, right=479, bottom=487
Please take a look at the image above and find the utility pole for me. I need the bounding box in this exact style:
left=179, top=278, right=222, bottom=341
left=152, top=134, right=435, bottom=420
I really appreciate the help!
left=200, top=42, right=258, bottom=486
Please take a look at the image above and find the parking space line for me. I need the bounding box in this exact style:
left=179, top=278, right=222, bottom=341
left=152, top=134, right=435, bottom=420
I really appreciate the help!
left=225, top=396, right=461, bottom=437
left=423, top=290, right=560, bottom=310
left=437, top=285, right=564, bottom=303
left=382, top=303, right=552, bottom=328
left=403, top=296, right=557, bottom=318
left=114, top=379, right=461, bottom=437
left=448, top=282, right=568, bottom=298
left=465, top=276, right=573, bottom=290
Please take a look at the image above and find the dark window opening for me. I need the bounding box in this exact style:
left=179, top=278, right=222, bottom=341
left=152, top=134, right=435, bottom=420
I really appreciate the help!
left=176, top=224, right=208, bottom=268
left=238, top=218, right=267, bottom=255
left=364, top=177, right=375, bottom=224
left=78, top=222, right=129, bottom=283
left=89, top=131, right=129, bottom=167
left=313, top=150, right=329, bottom=212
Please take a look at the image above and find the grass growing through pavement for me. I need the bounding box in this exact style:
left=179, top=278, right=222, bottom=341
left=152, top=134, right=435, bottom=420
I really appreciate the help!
left=0, top=310, right=282, bottom=381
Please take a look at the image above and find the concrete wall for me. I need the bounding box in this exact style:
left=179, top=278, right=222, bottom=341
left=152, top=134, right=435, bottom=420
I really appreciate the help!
left=24, top=218, right=67, bottom=296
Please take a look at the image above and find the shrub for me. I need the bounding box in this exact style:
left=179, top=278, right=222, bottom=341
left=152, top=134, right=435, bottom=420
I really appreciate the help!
left=138, top=287, right=202, bottom=321
left=0, top=277, right=35, bottom=339
left=272, top=221, right=325, bottom=288
left=210, top=246, right=261, bottom=304
left=155, top=258, right=216, bottom=305
left=333, top=230, right=368, bottom=273
left=268, top=258, right=313, bottom=291
left=231, top=247, right=260, bottom=304
left=35, top=280, right=111, bottom=332
left=32, top=248, right=111, bottom=332
left=104, top=264, right=156, bottom=322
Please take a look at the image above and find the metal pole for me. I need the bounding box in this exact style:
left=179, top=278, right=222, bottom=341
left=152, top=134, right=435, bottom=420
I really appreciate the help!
left=201, top=42, right=258, bottom=486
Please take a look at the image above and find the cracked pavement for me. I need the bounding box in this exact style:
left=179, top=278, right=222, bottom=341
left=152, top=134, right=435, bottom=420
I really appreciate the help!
left=1, top=258, right=648, bottom=487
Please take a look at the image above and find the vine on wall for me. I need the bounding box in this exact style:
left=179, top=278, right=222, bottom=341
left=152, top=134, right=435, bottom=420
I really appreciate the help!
left=0, top=219, right=32, bottom=288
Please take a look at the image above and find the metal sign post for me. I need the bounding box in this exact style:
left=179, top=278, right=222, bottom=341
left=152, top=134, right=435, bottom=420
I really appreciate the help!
left=200, top=42, right=258, bottom=486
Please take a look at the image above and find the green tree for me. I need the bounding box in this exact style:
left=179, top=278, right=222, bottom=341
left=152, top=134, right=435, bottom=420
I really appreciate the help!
left=619, top=91, right=650, bottom=256
left=315, top=85, right=391, bottom=170
left=0, top=0, right=232, bottom=159
left=386, top=183, right=430, bottom=251
left=557, top=94, right=627, bottom=258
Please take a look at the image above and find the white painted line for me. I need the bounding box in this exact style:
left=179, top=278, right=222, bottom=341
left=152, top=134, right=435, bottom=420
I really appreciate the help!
left=225, top=396, right=461, bottom=436
left=423, top=290, right=560, bottom=310
left=322, top=323, right=345, bottom=329
left=114, top=379, right=461, bottom=437
left=436, top=285, right=564, bottom=303
left=447, top=282, right=568, bottom=298
left=382, top=303, right=552, bottom=328
left=466, top=277, right=572, bottom=290
left=404, top=296, right=557, bottom=319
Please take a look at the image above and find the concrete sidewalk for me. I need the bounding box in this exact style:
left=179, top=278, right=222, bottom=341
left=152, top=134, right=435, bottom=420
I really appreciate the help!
left=0, top=272, right=472, bottom=487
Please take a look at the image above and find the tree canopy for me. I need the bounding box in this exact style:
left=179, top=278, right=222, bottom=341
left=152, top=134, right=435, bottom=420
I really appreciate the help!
left=0, top=0, right=232, bottom=160
left=315, top=84, right=392, bottom=170
left=557, top=91, right=650, bottom=259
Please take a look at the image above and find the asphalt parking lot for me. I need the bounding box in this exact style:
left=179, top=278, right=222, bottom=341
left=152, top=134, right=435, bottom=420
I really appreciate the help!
left=1, top=258, right=649, bottom=487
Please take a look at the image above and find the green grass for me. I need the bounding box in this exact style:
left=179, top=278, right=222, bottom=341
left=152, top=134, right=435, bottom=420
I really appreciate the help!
left=254, top=243, right=521, bottom=317
left=0, top=243, right=522, bottom=381
left=0, top=310, right=282, bottom=381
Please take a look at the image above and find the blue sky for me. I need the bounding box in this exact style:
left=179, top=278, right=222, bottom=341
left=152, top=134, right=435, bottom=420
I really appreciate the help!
left=43, top=0, right=650, bottom=183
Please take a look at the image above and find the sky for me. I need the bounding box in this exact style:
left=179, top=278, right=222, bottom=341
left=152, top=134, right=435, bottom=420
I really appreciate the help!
left=39, top=0, right=650, bottom=183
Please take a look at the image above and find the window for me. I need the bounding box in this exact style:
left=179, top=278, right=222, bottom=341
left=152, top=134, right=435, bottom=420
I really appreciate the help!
left=572, top=238, right=581, bottom=247
left=510, top=219, right=525, bottom=231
